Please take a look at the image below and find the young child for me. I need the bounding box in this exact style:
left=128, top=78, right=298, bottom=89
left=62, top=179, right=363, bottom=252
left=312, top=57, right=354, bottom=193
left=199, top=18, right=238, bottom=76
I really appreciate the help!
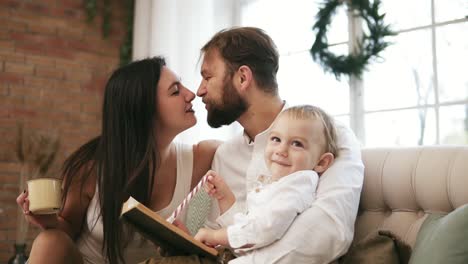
left=194, top=105, right=338, bottom=259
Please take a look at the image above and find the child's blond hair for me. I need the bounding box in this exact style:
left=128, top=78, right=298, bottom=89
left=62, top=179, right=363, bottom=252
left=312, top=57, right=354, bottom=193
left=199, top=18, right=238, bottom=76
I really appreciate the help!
left=283, top=105, right=338, bottom=158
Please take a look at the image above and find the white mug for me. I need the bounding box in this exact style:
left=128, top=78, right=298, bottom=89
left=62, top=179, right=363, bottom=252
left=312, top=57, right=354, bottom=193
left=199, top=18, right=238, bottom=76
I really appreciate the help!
left=27, top=178, right=62, bottom=214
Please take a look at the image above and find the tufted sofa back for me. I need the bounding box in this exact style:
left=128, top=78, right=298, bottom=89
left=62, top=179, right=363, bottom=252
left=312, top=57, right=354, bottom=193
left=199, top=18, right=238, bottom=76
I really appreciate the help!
left=356, top=146, right=468, bottom=248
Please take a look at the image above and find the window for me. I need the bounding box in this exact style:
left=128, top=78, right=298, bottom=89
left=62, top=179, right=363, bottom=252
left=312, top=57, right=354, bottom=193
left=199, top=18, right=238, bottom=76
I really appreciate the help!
left=240, top=0, right=468, bottom=147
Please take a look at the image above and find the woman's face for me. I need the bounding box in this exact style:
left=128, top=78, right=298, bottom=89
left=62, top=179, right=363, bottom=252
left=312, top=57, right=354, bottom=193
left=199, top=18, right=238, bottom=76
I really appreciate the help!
left=156, top=66, right=197, bottom=134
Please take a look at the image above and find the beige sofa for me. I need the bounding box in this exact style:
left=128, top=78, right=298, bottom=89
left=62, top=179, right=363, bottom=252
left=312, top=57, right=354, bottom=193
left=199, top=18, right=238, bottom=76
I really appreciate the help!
left=356, top=146, right=468, bottom=249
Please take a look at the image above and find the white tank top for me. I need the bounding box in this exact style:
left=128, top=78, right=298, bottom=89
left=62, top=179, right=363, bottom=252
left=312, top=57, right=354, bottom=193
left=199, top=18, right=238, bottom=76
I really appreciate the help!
left=76, top=142, right=194, bottom=264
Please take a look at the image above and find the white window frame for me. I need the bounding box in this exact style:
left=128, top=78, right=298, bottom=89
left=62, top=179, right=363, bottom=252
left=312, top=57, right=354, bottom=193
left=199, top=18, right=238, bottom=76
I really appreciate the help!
left=240, top=0, right=468, bottom=146
left=350, top=0, right=468, bottom=144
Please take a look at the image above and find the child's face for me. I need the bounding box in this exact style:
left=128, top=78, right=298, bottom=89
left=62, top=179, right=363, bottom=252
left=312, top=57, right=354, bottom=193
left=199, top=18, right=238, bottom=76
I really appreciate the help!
left=265, top=113, right=325, bottom=180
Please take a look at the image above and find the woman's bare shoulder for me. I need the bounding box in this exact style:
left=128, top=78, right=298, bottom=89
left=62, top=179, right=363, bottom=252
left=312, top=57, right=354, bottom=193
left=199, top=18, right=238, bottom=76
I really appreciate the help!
left=191, top=140, right=222, bottom=187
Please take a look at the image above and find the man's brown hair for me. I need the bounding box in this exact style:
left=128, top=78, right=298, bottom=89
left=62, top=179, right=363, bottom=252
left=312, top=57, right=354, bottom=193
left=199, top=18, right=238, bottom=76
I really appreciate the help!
left=201, top=27, right=279, bottom=94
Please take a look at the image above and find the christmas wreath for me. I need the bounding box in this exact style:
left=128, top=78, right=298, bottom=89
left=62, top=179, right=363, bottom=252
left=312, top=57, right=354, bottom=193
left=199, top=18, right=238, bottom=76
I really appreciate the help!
left=310, top=0, right=395, bottom=80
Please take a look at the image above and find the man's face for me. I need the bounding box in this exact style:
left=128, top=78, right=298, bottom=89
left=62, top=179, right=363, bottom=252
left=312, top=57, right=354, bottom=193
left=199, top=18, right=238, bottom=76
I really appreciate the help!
left=197, top=50, right=248, bottom=128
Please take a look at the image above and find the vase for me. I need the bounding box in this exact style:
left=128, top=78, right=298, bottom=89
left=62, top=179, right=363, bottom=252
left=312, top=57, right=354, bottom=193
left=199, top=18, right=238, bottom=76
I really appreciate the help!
left=8, top=243, right=28, bottom=264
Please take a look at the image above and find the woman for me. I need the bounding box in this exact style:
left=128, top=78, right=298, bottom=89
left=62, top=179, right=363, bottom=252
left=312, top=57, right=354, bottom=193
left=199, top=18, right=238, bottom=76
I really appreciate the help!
left=16, top=57, right=220, bottom=264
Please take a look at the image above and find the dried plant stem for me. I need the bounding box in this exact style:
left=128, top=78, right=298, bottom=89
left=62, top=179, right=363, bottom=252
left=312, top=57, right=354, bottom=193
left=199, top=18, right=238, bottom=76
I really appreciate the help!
left=14, top=123, right=60, bottom=244
left=15, top=165, right=31, bottom=244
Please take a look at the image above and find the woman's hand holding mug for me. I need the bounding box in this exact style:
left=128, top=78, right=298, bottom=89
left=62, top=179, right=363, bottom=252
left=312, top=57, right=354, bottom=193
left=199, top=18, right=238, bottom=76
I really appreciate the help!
left=16, top=189, right=59, bottom=230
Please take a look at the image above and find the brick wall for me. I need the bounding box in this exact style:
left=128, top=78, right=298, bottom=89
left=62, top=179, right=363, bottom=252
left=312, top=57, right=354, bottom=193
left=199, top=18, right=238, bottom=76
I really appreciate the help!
left=0, top=0, right=127, bottom=261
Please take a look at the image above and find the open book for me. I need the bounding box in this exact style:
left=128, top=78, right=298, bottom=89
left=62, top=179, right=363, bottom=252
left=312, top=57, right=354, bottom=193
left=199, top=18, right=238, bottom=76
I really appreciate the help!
left=121, top=196, right=218, bottom=259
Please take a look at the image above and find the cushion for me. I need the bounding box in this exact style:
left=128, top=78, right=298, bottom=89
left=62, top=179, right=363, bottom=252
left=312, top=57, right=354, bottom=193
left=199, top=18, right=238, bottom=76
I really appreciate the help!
left=409, top=204, right=468, bottom=264
left=340, top=230, right=411, bottom=264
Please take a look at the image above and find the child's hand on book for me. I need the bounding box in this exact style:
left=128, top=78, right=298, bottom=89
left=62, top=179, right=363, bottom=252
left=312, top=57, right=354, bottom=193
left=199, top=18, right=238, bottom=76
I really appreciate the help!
left=194, top=228, right=217, bottom=248
left=194, top=227, right=229, bottom=248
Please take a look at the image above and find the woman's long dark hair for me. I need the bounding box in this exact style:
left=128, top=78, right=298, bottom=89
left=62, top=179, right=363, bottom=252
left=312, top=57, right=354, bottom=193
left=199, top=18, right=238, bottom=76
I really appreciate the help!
left=62, top=57, right=166, bottom=263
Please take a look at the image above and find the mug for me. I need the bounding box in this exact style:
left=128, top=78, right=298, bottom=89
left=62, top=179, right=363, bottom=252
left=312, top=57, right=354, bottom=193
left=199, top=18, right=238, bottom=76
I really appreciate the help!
left=27, top=178, right=62, bottom=214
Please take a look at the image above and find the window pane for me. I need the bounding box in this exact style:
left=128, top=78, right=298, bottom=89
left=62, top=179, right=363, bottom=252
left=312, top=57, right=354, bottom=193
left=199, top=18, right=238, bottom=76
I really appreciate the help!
left=278, top=51, right=349, bottom=115
left=364, top=30, right=435, bottom=111
left=439, top=104, right=468, bottom=144
left=436, top=22, right=468, bottom=103
left=435, top=0, right=468, bottom=23
left=241, top=0, right=315, bottom=52
left=365, top=108, right=436, bottom=147
left=380, top=0, right=431, bottom=30
left=240, top=0, right=347, bottom=53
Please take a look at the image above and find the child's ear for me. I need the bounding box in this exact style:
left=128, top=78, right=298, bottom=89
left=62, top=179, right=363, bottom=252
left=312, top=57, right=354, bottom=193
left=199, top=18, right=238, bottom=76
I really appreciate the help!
left=313, top=152, right=334, bottom=174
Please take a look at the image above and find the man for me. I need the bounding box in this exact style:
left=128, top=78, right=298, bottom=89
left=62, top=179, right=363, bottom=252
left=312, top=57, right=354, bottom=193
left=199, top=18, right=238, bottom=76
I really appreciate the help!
left=197, top=27, right=364, bottom=263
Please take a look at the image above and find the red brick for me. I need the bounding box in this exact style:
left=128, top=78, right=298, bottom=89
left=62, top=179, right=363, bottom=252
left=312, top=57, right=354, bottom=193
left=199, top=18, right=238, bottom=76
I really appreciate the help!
left=0, top=253, right=12, bottom=264
left=0, top=73, right=23, bottom=84
left=5, top=62, right=34, bottom=75
left=11, top=33, right=67, bottom=50
left=9, top=32, right=42, bottom=43
left=57, top=25, right=84, bottom=39
left=0, top=84, right=8, bottom=96
left=0, top=40, right=14, bottom=51
left=42, top=110, right=69, bottom=123
left=36, top=16, right=68, bottom=29
left=0, top=17, right=27, bottom=32
left=54, top=58, right=81, bottom=68
left=53, top=99, right=81, bottom=114
left=26, top=55, right=55, bottom=67
left=61, top=0, right=83, bottom=9
left=41, top=86, right=75, bottom=102
left=55, top=80, right=81, bottom=91
left=23, top=2, right=51, bottom=15
left=27, top=23, right=57, bottom=35
left=15, top=42, right=45, bottom=55
left=0, top=50, right=26, bottom=63
left=83, top=74, right=108, bottom=93
left=0, top=162, right=20, bottom=174
left=35, top=67, right=64, bottom=80
left=0, top=150, right=16, bottom=162
left=24, top=76, right=56, bottom=89
left=1, top=0, right=21, bottom=9
left=45, top=47, right=75, bottom=60
left=0, top=30, right=8, bottom=40
left=82, top=102, right=101, bottom=114
left=5, top=229, right=17, bottom=241
left=22, top=96, right=47, bottom=110
left=0, top=93, right=24, bottom=105
left=0, top=174, right=19, bottom=184
left=64, top=69, right=91, bottom=82
left=0, top=6, right=11, bottom=17
left=10, top=108, right=37, bottom=118
left=51, top=6, right=84, bottom=20
left=9, top=84, right=42, bottom=99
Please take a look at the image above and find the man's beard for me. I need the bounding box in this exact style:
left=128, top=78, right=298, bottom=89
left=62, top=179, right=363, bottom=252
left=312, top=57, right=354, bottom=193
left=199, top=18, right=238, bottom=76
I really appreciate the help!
left=207, top=77, right=248, bottom=128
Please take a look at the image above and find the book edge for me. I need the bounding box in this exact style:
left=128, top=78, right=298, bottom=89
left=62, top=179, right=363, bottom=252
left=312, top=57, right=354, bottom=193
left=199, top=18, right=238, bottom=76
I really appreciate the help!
left=121, top=197, right=218, bottom=257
